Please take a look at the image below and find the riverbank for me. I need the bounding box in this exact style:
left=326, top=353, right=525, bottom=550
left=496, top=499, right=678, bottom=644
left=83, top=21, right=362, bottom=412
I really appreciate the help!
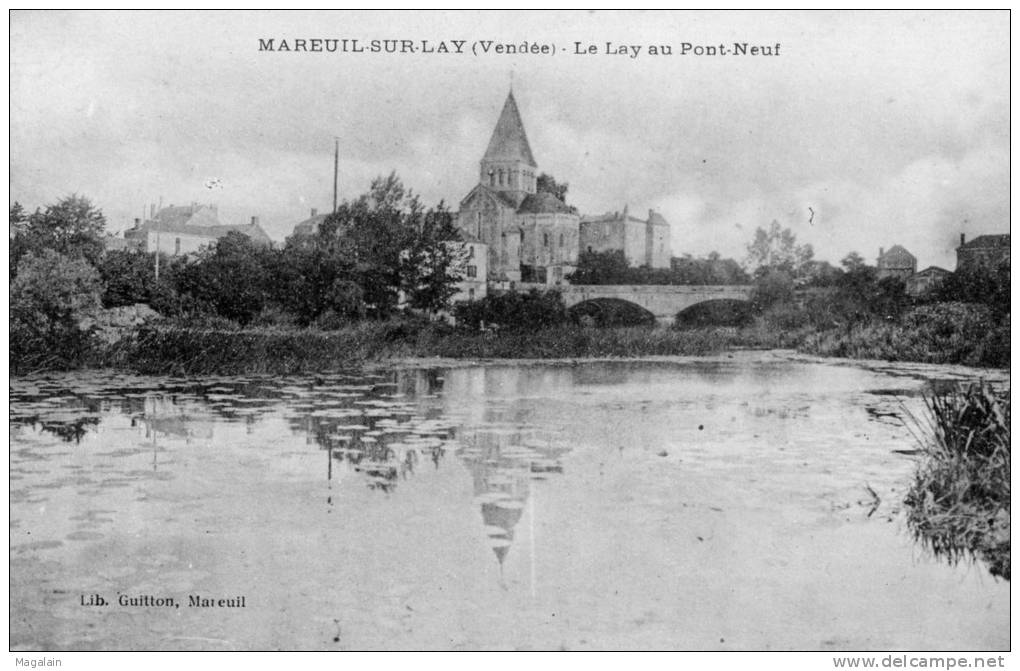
left=78, top=314, right=1006, bottom=377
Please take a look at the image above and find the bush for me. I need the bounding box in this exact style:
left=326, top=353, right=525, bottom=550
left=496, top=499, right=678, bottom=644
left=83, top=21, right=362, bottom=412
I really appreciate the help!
left=453, top=289, right=569, bottom=331
left=11, top=249, right=103, bottom=371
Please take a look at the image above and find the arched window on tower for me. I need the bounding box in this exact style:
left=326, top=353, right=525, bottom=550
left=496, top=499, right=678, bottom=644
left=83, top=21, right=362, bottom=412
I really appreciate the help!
left=488, top=171, right=495, bottom=187
left=498, top=169, right=505, bottom=186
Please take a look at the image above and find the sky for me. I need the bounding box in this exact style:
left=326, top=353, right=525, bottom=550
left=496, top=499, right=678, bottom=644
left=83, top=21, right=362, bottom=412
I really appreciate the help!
left=9, top=10, right=1010, bottom=269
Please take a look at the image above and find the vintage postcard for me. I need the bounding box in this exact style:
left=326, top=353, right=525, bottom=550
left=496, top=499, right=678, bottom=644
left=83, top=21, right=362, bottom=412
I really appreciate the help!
left=8, top=10, right=1010, bottom=659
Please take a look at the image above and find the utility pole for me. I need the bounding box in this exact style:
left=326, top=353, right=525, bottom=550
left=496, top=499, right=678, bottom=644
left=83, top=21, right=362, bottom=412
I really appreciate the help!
left=333, top=137, right=340, bottom=214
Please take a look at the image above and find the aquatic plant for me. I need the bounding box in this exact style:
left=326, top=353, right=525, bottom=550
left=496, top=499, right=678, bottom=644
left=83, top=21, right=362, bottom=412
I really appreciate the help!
left=904, top=382, right=1010, bottom=579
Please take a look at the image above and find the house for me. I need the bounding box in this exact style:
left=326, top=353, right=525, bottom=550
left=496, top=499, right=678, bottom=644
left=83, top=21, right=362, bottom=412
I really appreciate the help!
left=452, top=239, right=488, bottom=303
left=289, top=207, right=330, bottom=239
left=876, top=245, right=916, bottom=281
left=956, top=233, right=1010, bottom=272
left=123, top=203, right=272, bottom=255
left=906, top=266, right=952, bottom=297
left=580, top=206, right=671, bottom=269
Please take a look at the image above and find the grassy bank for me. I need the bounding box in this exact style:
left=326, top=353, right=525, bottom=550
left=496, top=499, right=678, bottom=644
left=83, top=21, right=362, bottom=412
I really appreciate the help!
left=19, top=299, right=1009, bottom=376
left=103, top=321, right=803, bottom=376
left=904, top=383, right=1010, bottom=580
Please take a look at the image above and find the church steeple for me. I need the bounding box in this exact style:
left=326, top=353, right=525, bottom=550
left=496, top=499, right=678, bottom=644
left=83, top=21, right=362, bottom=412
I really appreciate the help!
left=480, top=90, right=537, bottom=196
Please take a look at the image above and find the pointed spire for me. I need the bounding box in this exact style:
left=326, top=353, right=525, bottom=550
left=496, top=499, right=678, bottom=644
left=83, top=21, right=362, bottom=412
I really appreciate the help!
left=483, top=91, right=537, bottom=167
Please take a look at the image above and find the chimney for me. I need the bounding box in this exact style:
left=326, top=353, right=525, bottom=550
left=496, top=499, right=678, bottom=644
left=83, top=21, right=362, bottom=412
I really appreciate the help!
left=133, top=218, right=141, bottom=228
left=960, top=233, right=966, bottom=246
left=311, top=208, right=318, bottom=217
left=648, top=208, right=654, bottom=220
left=251, top=216, right=259, bottom=226
left=879, top=247, right=884, bottom=258
left=150, top=203, right=156, bottom=218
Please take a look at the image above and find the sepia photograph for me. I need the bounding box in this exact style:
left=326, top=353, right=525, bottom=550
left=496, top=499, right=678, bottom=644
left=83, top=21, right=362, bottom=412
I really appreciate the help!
left=8, top=9, right=1010, bottom=657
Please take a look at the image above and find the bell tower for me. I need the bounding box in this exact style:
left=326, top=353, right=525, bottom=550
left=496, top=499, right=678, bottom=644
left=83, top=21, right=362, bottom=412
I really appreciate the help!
left=480, top=90, right=538, bottom=200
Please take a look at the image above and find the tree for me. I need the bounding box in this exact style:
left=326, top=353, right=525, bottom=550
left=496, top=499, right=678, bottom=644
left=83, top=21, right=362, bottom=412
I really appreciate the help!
left=399, top=203, right=467, bottom=316
left=99, top=249, right=158, bottom=307
left=11, top=249, right=103, bottom=370
left=840, top=251, right=867, bottom=272
left=174, top=231, right=272, bottom=324
left=11, top=195, right=107, bottom=273
left=568, top=249, right=632, bottom=284
left=276, top=173, right=463, bottom=321
left=745, top=220, right=814, bottom=279
left=535, top=173, right=578, bottom=212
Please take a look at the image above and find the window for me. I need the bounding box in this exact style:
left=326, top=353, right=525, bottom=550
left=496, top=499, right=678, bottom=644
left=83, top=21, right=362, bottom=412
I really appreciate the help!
left=587, top=246, right=592, bottom=253
left=520, top=230, right=524, bottom=243
left=467, top=265, right=477, bottom=278
left=543, top=233, right=549, bottom=247
left=559, top=234, right=564, bottom=247
left=468, top=288, right=475, bottom=300
left=468, top=245, right=474, bottom=258
left=499, top=169, right=504, bottom=186
left=489, top=171, right=495, bottom=187
left=174, top=238, right=181, bottom=255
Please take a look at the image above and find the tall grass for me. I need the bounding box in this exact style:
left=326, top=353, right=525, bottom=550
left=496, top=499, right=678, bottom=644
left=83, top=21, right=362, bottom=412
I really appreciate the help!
left=904, top=382, right=1010, bottom=579
left=105, top=321, right=804, bottom=375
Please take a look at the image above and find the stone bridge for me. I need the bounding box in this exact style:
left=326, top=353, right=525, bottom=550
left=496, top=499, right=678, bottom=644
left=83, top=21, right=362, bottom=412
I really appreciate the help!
left=559, top=284, right=755, bottom=325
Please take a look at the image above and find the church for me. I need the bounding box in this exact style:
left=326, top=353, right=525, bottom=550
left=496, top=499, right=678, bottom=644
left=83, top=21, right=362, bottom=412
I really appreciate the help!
left=455, top=90, right=671, bottom=287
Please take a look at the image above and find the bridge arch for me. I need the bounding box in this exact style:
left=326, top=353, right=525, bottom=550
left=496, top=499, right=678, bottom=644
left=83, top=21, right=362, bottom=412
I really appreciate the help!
left=568, top=298, right=656, bottom=327
left=674, top=298, right=755, bottom=328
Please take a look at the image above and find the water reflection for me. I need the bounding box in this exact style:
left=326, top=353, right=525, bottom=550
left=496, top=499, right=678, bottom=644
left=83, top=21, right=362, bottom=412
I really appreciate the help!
left=9, top=367, right=570, bottom=577
left=9, top=357, right=1011, bottom=650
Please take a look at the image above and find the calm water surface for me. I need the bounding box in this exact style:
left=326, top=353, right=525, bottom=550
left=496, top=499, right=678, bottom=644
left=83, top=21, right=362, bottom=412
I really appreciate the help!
left=9, top=352, right=1009, bottom=650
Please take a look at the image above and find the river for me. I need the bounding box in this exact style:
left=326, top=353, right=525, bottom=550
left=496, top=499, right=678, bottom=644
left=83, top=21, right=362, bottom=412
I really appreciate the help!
left=9, top=351, right=1009, bottom=651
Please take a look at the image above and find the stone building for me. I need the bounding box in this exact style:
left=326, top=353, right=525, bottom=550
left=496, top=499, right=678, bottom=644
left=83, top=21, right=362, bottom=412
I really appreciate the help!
left=956, top=233, right=1010, bottom=271
left=123, top=203, right=271, bottom=255
left=450, top=239, right=488, bottom=302
left=876, top=244, right=917, bottom=281
left=456, top=91, right=580, bottom=286
left=580, top=206, right=671, bottom=269
left=290, top=207, right=329, bottom=239
left=906, top=266, right=952, bottom=297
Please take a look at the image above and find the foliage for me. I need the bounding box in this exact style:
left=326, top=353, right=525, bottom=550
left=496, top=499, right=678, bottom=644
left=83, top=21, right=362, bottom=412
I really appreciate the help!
left=569, top=249, right=749, bottom=286
left=751, top=269, right=795, bottom=309
left=99, top=249, right=159, bottom=307
left=744, top=220, right=814, bottom=279
left=535, top=173, right=576, bottom=212
left=452, top=289, right=569, bottom=331
left=399, top=203, right=466, bottom=315
left=671, top=252, right=750, bottom=285
left=799, top=302, right=1007, bottom=367
left=930, top=258, right=1010, bottom=319
left=10, top=195, right=107, bottom=273
left=904, top=382, right=1010, bottom=579
left=10, top=249, right=103, bottom=372
left=568, top=249, right=633, bottom=284
left=173, top=231, right=273, bottom=325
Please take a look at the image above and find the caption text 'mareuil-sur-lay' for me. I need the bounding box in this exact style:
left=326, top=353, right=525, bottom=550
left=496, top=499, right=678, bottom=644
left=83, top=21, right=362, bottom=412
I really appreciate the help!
left=257, top=38, right=781, bottom=58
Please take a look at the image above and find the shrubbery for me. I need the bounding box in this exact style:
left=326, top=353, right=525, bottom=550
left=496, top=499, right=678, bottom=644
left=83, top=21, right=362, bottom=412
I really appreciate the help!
left=452, top=290, right=569, bottom=331
left=11, top=249, right=103, bottom=372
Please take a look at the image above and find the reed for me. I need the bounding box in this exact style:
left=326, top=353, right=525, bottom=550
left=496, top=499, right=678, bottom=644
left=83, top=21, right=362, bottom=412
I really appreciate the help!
left=904, top=382, right=1010, bottom=579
